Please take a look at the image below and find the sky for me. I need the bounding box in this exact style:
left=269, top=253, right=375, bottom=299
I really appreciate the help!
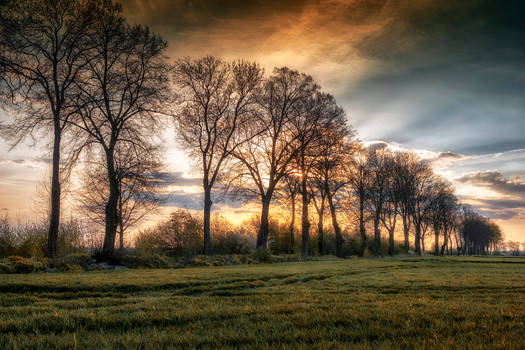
left=1, top=0, right=524, bottom=241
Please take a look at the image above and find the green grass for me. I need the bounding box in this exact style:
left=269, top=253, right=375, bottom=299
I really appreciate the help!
left=1, top=257, right=525, bottom=349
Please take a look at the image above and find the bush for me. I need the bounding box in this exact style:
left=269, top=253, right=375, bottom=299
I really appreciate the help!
left=252, top=248, right=271, bottom=263
left=212, top=230, right=253, bottom=255
left=8, top=256, right=40, bottom=273
left=46, top=258, right=82, bottom=272
left=0, top=217, right=87, bottom=259
left=120, top=254, right=173, bottom=269
left=190, top=257, right=211, bottom=267
left=63, top=253, right=94, bottom=268
left=135, top=210, right=203, bottom=257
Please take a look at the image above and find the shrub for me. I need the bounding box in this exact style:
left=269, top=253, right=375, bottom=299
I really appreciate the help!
left=135, top=210, right=203, bottom=257
left=8, top=256, right=38, bottom=273
left=120, top=254, right=173, bottom=269
left=46, top=258, right=82, bottom=272
left=212, top=230, right=253, bottom=255
left=190, top=257, right=211, bottom=267
left=252, top=248, right=271, bottom=263
left=0, top=217, right=87, bottom=259
left=63, top=253, right=94, bottom=268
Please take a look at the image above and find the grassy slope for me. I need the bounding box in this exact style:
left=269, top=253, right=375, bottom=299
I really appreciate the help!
left=1, top=257, right=524, bottom=349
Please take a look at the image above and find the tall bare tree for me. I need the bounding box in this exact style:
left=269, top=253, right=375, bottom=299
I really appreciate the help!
left=173, top=56, right=263, bottom=256
left=70, top=2, right=169, bottom=255
left=231, top=67, right=318, bottom=249
left=309, top=177, right=327, bottom=255
left=311, top=124, right=353, bottom=257
left=391, top=152, right=420, bottom=253
left=410, top=160, right=434, bottom=255
left=291, top=93, right=347, bottom=258
left=276, top=174, right=301, bottom=253
left=380, top=153, right=400, bottom=256
left=347, top=146, right=371, bottom=256
left=0, top=0, right=98, bottom=257
left=367, top=148, right=390, bottom=256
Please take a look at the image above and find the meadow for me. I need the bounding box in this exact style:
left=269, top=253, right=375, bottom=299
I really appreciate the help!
left=1, top=257, right=524, bottom=349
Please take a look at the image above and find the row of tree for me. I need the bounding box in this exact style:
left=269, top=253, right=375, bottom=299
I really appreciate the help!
left=0, top=0, right=503, bottom=258
left=172, top=57, right=504, bottom=258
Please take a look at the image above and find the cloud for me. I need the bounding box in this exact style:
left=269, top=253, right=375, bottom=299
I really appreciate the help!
left=455, top=170, right=525, bottom=221
left=365, top=141, right=389, bottom=151
left=475, top=208, right=521, bottom=221
left=160, top=191, right=203, bottom=210
left=456, top=171, right=525, bottom=196
left=157, top=171, right=201, bottom=187
left=436, top=152, right=462, bottom=160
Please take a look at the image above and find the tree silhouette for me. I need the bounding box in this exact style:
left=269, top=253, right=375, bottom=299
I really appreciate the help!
left=0, top=0, right=99, bottom=257
left=231, top=68, right=318, bottom=250
left=173, top=56, right=263, bottom=256
left=69, top=2, right=169, bottom=255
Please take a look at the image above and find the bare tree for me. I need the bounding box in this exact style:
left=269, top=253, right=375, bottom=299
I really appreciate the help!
left=69, top=3, right=169, bottom=256
left=440, top=194, right=459, bottom=255
left=379, top=153, right=399, bottom=256
left=0, top=0, right=98, bottom=257
left=427, top=177, right=455, bottom=255
left=77, top=143, right=166, bottom=250
left=311, top=125, right=353, bottom=257
left=347, top=146, right=371, bottom=256
left=173, top=56, right=263, bottom=256
left=367, top=148, right=390, bottom=256
left=391, top=152, right=420, bottom=253
left=291, top=93, right=348, bottom=258
left=276, top=174, right=301, bottom=253
left=230, top=67, right=318, bottom=250
left=410, top=160, right=434, bottom=255
left=309, top=177, right=327, bottom=255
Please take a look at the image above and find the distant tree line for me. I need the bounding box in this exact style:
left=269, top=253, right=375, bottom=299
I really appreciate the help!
left=0, top=0, right=506, bottom=259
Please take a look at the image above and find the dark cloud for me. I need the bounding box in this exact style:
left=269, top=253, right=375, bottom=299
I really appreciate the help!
left=160, top=191, right=202, bottom=210
left=436, top=152, right=462, bottom=160
left=158, top=171, right=201, bottom=187
left=475, top=208, right=520, bottom=220
left=456, top=171, right=525, bottom=196
left=480, top=198, right=525, bottom=210
left=365, top=141, right=389, bottom=151
left=457, top=170, right=525, bottom=220
left=345, top=0, right=525, bottom=153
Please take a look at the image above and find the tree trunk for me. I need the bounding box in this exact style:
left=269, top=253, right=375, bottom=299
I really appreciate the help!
left=301, top=177, right=310, bottom=259
left=257, top=195, right=271, bottom=249
left=434, top=223, right=440, bottom=256
left=440, top=227, right=447, bottom=256
left=327, top=191, right=343, bottom=258
left=359, top=197, right=366, bottom=256
left=402, top=215, right=410, bottom=253
left=203, top=186, right=212, bottom=256
left=118, top=193, right=124, bottom=251
left=46, top=121, right=61, bottom=258
left=414, top=222, right=421, bottom=256
left=388, top=228, right=395, bottom=256
left=373, top=213, right=381, bottom=257
left=289, top=195, right=295, bottom=254
left=317, top=208, right=324, bottom=256
left=103, top=148, right=119, bottom=255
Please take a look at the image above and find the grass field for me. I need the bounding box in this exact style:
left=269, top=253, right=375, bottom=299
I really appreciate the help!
left=1, top=257, right=525, bottom=349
